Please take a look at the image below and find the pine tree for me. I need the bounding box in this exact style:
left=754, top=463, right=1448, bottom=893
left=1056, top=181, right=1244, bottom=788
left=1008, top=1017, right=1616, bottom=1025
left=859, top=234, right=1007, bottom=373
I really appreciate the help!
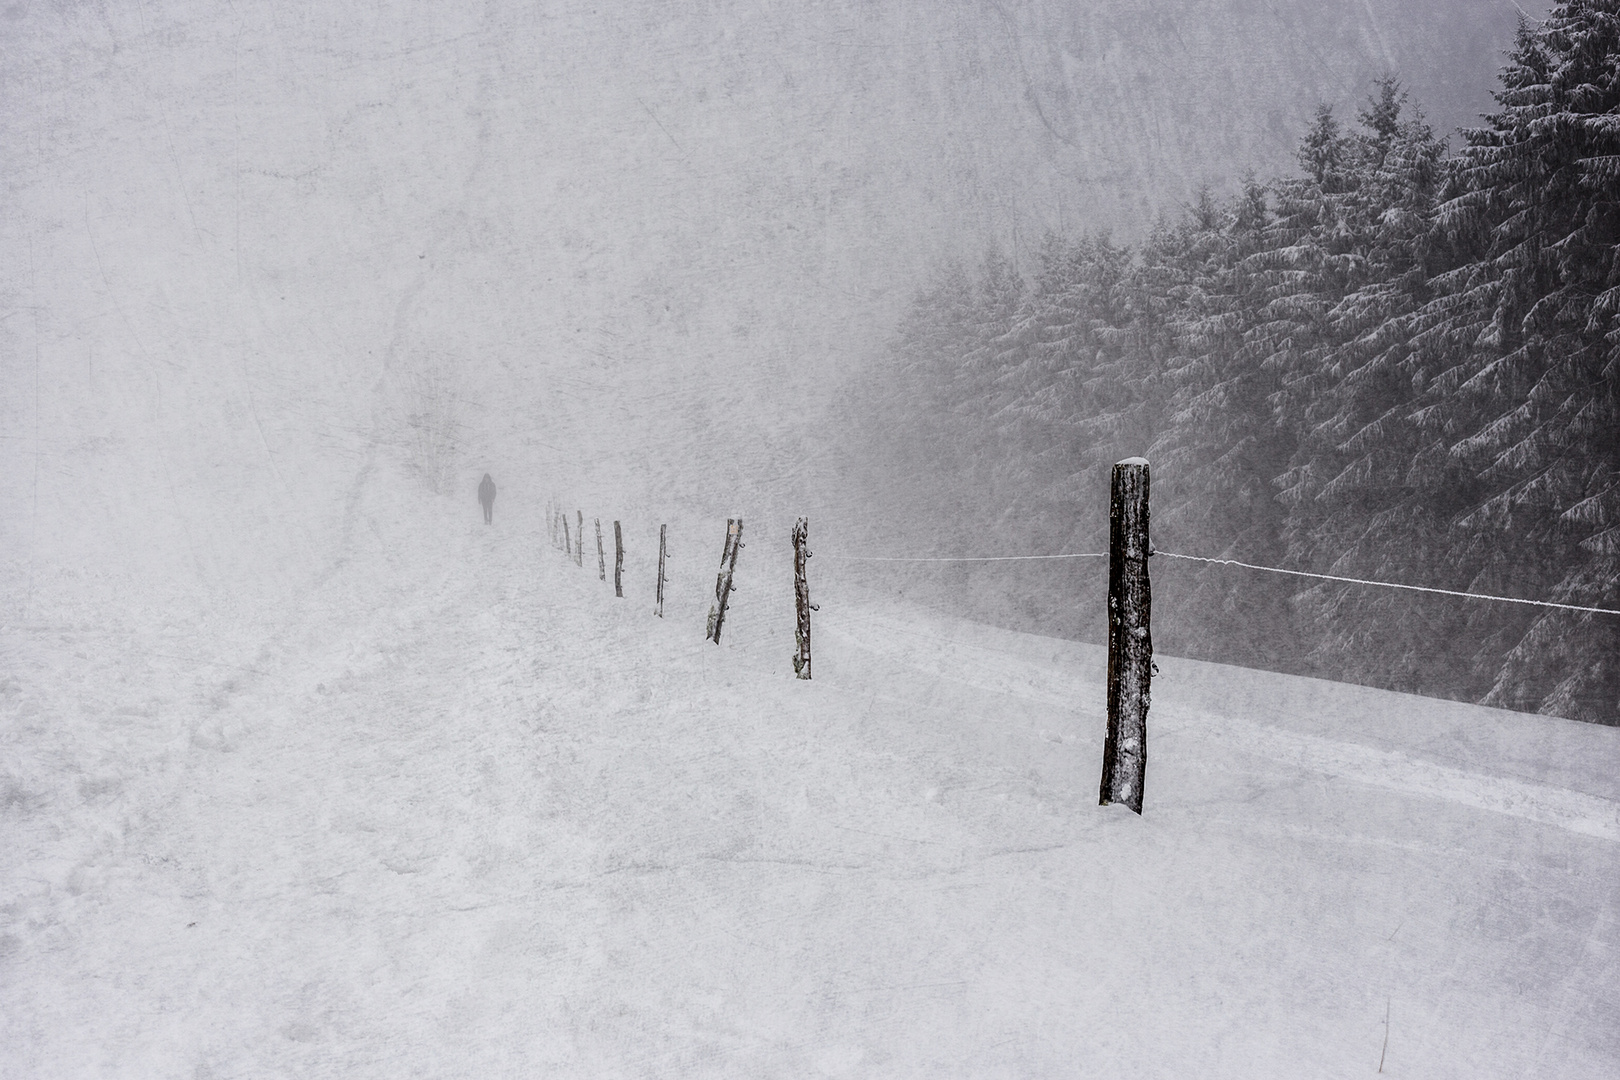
left=1145, top=182, right=1305, bottom=669
left=1407, top=4, right=1620, bottom=721
left=1273, top=82, right=1472, bottom=696
left=837, top=28, right=1620, bottom=722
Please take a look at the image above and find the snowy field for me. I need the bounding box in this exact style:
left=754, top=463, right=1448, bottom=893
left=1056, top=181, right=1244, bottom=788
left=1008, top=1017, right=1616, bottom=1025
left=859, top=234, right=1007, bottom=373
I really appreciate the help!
left=5, top=3, right=1611, bottom=1076
left=3, top=469, right=1617, bottom=1079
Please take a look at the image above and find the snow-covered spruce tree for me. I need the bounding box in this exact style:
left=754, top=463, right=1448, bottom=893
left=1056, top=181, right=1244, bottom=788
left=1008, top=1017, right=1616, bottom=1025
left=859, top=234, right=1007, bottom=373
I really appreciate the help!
left=1269, top=83, right=1496, bottom=698
left=1145, top=107, right=1374, bottom=679
left=938, top=248, right=1026, bottom=565
left=1414, top=3, right=1620, bottom=722
left=956, top=246, right=1027, bottom=486
left=834, top=248, right=1026, bottom=617
left=1145, top=182, right=1307, bottom=670
left=958, top=237, right=1076, bottom=560
left=834, top=31, right=1618, bottom=720
left=1005, top=234, right=1166, bottom=502
left=857, top=234, right=1171, bottom=637
left=980, top=233, right=1173, bottom=633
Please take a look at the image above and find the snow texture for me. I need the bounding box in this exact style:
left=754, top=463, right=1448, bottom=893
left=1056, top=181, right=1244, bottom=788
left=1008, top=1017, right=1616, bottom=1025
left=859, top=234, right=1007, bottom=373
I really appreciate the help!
left=2, top=2, right=1609, bottom=1076
left=3, top=478, right=1617, bottom=1078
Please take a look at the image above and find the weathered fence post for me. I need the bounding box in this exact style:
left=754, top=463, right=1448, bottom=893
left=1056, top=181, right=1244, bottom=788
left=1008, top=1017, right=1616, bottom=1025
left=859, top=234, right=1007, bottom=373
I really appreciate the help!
left=656, top=524, right=667, bottom=618
left=595, top=519, right=606, bottom=581
left=1100, top=457, right=1152, bottom=814
left=575, top=511, right=584, bottom=567
left=791, top=517, right=813, bottom=679
left=706, top=518, right=743, bottom=643
left=563, top=512, right=572, bottom=557
left=614, top=520, right=624, bottom=598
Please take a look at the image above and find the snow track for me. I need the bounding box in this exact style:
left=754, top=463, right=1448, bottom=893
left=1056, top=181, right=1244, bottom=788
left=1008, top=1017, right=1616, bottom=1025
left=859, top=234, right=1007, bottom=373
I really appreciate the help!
left=3, top=483, right=1619, bottom=1079
left=1184, top=714, right=1620, bottom=843
left=826, top=603, right=1620, bottom=843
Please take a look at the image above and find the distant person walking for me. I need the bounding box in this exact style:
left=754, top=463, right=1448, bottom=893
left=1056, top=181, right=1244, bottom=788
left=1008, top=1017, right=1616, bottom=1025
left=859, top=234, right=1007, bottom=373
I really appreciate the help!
left=478, top=473, right=496, bottom=524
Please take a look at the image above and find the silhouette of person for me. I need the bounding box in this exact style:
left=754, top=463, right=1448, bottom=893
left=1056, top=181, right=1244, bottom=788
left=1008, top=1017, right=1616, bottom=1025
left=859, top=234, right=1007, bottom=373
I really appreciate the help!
left=478, top=473, right=496, bottom=524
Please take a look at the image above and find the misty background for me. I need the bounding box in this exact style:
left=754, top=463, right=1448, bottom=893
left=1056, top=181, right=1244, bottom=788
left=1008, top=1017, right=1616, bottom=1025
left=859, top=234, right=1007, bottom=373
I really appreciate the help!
left=1, top=1, right=1578, bottom=705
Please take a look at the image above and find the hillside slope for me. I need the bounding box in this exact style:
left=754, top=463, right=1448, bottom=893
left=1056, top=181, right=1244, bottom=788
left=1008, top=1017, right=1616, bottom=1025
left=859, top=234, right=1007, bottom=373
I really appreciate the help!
left=3, top=468, right=1615, bottom=1078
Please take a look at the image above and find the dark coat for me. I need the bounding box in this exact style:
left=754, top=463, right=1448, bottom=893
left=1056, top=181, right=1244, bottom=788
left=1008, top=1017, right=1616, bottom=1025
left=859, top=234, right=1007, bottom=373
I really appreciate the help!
left=478, top=474, right=496, bottom=505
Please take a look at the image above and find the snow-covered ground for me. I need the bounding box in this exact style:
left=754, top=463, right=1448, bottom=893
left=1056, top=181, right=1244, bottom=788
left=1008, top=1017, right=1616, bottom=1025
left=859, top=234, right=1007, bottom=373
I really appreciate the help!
left=4, top=467, right=1616, bottom=1079
left=5, top=4, right=1609, bottom=1076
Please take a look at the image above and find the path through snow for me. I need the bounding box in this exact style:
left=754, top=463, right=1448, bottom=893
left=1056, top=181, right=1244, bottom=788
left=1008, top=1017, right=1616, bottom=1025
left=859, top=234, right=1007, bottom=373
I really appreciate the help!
left=3, top=480, right=1618, bottom=1078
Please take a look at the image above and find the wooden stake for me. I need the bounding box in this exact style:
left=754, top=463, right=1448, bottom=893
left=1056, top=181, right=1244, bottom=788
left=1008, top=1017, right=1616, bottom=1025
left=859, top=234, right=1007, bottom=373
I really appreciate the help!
left=595, top=519, right=606, bottom=581
left=656, top=524, right=667, bottom=618
left=614, top=521, right=624, bottom=598
left=791, top=517, right=813, bottom=679
left=706, top=518, right=743, bottom=644
left=563, top=513, right=572, bottom=557
left=1100, top=457, right=1152, bottom=814
left=575, top=511, right=584, bottom=567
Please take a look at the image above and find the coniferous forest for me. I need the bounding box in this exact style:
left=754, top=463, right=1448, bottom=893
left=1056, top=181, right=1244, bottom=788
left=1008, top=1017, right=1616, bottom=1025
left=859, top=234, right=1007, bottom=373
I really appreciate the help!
left=838, top=4, right=1620, bottom=725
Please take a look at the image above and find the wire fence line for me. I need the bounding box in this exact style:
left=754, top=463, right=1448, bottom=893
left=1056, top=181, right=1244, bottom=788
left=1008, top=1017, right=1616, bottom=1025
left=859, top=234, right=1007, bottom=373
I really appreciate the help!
left=544, top=494, right=1618, bottom=617
left=818, top=545, right=1620, bottom=617
left=816, top=552, right=1108, bottom=563
left=1152, top=552, right=1620, bottom=617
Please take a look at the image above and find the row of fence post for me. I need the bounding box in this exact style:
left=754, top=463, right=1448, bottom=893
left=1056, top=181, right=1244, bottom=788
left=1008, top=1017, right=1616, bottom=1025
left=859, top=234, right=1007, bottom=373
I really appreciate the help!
left=546, top=506, right=818, bottom=683
left=544, top=460, right=1152, bottom=814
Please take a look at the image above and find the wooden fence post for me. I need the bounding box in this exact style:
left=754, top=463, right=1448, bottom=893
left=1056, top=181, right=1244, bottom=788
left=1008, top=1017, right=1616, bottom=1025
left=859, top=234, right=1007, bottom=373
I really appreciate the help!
left=656, top=524, right=667, bottom=618
left=614, top=521, right=625, bottom=598
left=1100, top=457, right=1152, bottom=814
left=563, top=512, right=572, bottom=557
left=576, top=511, right=584, bottom=567
left=791, top=517, right=814, bottom=679
left=595, top=519, right=606, bottom=581
left=706, top=518, right=743, bottom=643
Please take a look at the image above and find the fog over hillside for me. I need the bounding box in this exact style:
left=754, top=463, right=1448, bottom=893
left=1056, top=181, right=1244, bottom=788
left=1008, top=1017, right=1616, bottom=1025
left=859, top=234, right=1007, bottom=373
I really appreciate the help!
left=8, top=7, right=1618, bottom=1073
left=1, top=0, right=1540, bottom=616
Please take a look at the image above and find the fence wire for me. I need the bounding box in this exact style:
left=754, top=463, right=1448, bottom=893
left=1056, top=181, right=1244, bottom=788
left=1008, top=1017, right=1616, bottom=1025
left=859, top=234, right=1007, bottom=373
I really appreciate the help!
left=1153, top=552, right=1620, bottom=617
left=547, top=500, right=1620, bottom=618
left=816, top=545, right=1620, bottom=616
left=816, top=552, right=1107, bottom=563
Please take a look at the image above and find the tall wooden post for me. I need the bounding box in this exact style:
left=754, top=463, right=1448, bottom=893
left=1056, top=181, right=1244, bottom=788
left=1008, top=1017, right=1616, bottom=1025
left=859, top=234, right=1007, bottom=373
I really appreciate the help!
left=595, top=519, right=606, bottom=581
left=706, top=518, right=743, bottom=643
left=614, top=521, right=624, bottom=598
left=791, top=517, right=813, bottom=679
left=656, top=524, right=667, bottom=618
left=575, top=511, right=584, bottom=567
left=1100, top=457, right=1152, bottom=814
left=563, top=513, right=572, bottom=557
